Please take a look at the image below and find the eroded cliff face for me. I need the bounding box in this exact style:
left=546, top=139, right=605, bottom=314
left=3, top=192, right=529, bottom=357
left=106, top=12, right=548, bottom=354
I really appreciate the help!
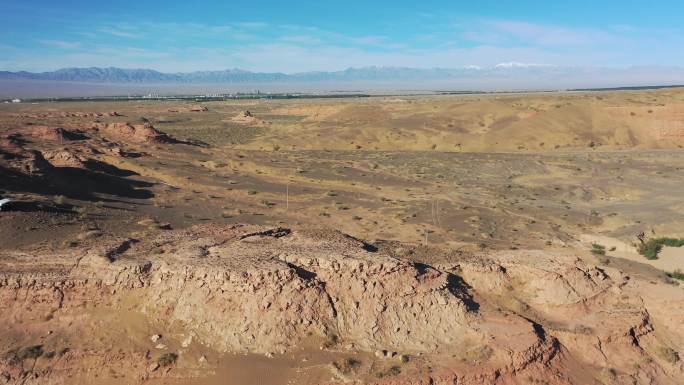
left=1, top=224, right=682, bottom=385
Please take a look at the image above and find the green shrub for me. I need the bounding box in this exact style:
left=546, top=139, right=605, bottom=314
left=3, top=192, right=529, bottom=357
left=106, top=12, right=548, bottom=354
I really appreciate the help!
left=638, top=238, right=684, bottom=260
left=591, top=243, right=606, bottom=255
left=666, top=269, right=684, bottom=281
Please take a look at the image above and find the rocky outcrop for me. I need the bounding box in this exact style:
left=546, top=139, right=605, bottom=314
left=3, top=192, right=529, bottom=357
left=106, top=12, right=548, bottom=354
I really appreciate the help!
left=19, top=111, right=122, bottom=118
left=453, top=251, right=684, bottom=385
left=21, top=126, right=71, bottom=142
left=41, top=149, right=87, bottom=168
left=0, top=225, right=682, bottom=385
left=95, top=122, right=173, bottom=144
left=0, top=145, right=53, bottom=175
left=230, top=110, right=267, bottom=125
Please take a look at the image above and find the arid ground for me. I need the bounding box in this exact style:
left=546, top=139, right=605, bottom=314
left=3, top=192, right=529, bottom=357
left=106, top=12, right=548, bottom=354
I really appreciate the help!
left=1, top=89, right=683, bottom=384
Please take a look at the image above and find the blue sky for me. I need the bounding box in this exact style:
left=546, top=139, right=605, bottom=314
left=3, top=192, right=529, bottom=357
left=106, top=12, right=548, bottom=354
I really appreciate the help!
left=2, top=0, right=683, bottom=72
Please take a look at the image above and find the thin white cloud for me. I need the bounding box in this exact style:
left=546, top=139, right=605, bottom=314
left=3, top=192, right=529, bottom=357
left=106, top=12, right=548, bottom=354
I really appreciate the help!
left=4, top=18, right=684, bottom=73
left=494, top=62, right=553, bottom=68
left=97, top=26, right=138, bottom=38
left=39, top=40, right=82, bottom=49
left=233, top=21, right=269, bottom=29
left=472, top=20, right=619, bottom=46
left=349, top=36, right=387, bottom=46
left=280, top=35, right=322, bottom=44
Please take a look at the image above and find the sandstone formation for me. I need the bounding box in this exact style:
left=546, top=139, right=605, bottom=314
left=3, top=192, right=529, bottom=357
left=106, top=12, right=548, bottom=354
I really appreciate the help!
left=21, top=125, right=72, bottom=142
left=0, top=225, right=681, bottom=384
left=230, top=110, right=267, bottom=125
left=19, top=111, right=122, bottom=118
left=41, top=149, right=87, bottom=168
left=0, top=140, right=54, bottom=175
left=95, top=122, right=173, bottom=144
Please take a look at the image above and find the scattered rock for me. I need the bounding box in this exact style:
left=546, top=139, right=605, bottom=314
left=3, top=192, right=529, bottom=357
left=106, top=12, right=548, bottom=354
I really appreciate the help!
left=42, top=150, right=87, bottom=168
left=1, top=146, right=54, bottom=175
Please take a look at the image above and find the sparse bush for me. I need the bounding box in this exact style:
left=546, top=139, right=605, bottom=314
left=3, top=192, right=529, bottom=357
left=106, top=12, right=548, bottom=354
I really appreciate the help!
left=375, top=365, right=401, bottom=378
left=53, top=195, right=66, bottom=205
left=638, top=237, right=684, bottom=260
left=158, top=352, right=178, bottom=367
left=321, top=332, right=338, bottom=349
left=657, top=346, right=680, bottom=364
left=666, top=269, right=684, bottom=281
left=463, top=345, right=493, bottom=363
left=332, top=357, right=361, bottom=374
left=591, top=243, right=606, bottom=255
left=63, top=240, right=79, bottom=248
left=19, top=345, right=44, bottom=360
left=7, top=345, right=44, bottom=364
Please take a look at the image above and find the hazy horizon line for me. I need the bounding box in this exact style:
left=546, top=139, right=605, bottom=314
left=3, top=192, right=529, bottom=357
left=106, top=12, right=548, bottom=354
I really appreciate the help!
left=4, top=63, right=684, bottom=75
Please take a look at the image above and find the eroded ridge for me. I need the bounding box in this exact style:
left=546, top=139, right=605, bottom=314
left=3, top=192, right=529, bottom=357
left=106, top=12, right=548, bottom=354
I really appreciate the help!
left=1, top=225, right=682, bottom=384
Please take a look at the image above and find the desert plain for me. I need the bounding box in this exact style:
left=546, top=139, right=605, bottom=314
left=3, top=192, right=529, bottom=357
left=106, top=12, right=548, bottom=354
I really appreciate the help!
left=1, top=89, right=684, bottom=385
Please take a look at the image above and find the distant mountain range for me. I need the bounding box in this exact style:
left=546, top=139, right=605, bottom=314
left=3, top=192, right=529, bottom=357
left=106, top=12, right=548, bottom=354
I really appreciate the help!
left=3, top=65, right=684, bottom=85
left=3, top=65, right=684, bottom=98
